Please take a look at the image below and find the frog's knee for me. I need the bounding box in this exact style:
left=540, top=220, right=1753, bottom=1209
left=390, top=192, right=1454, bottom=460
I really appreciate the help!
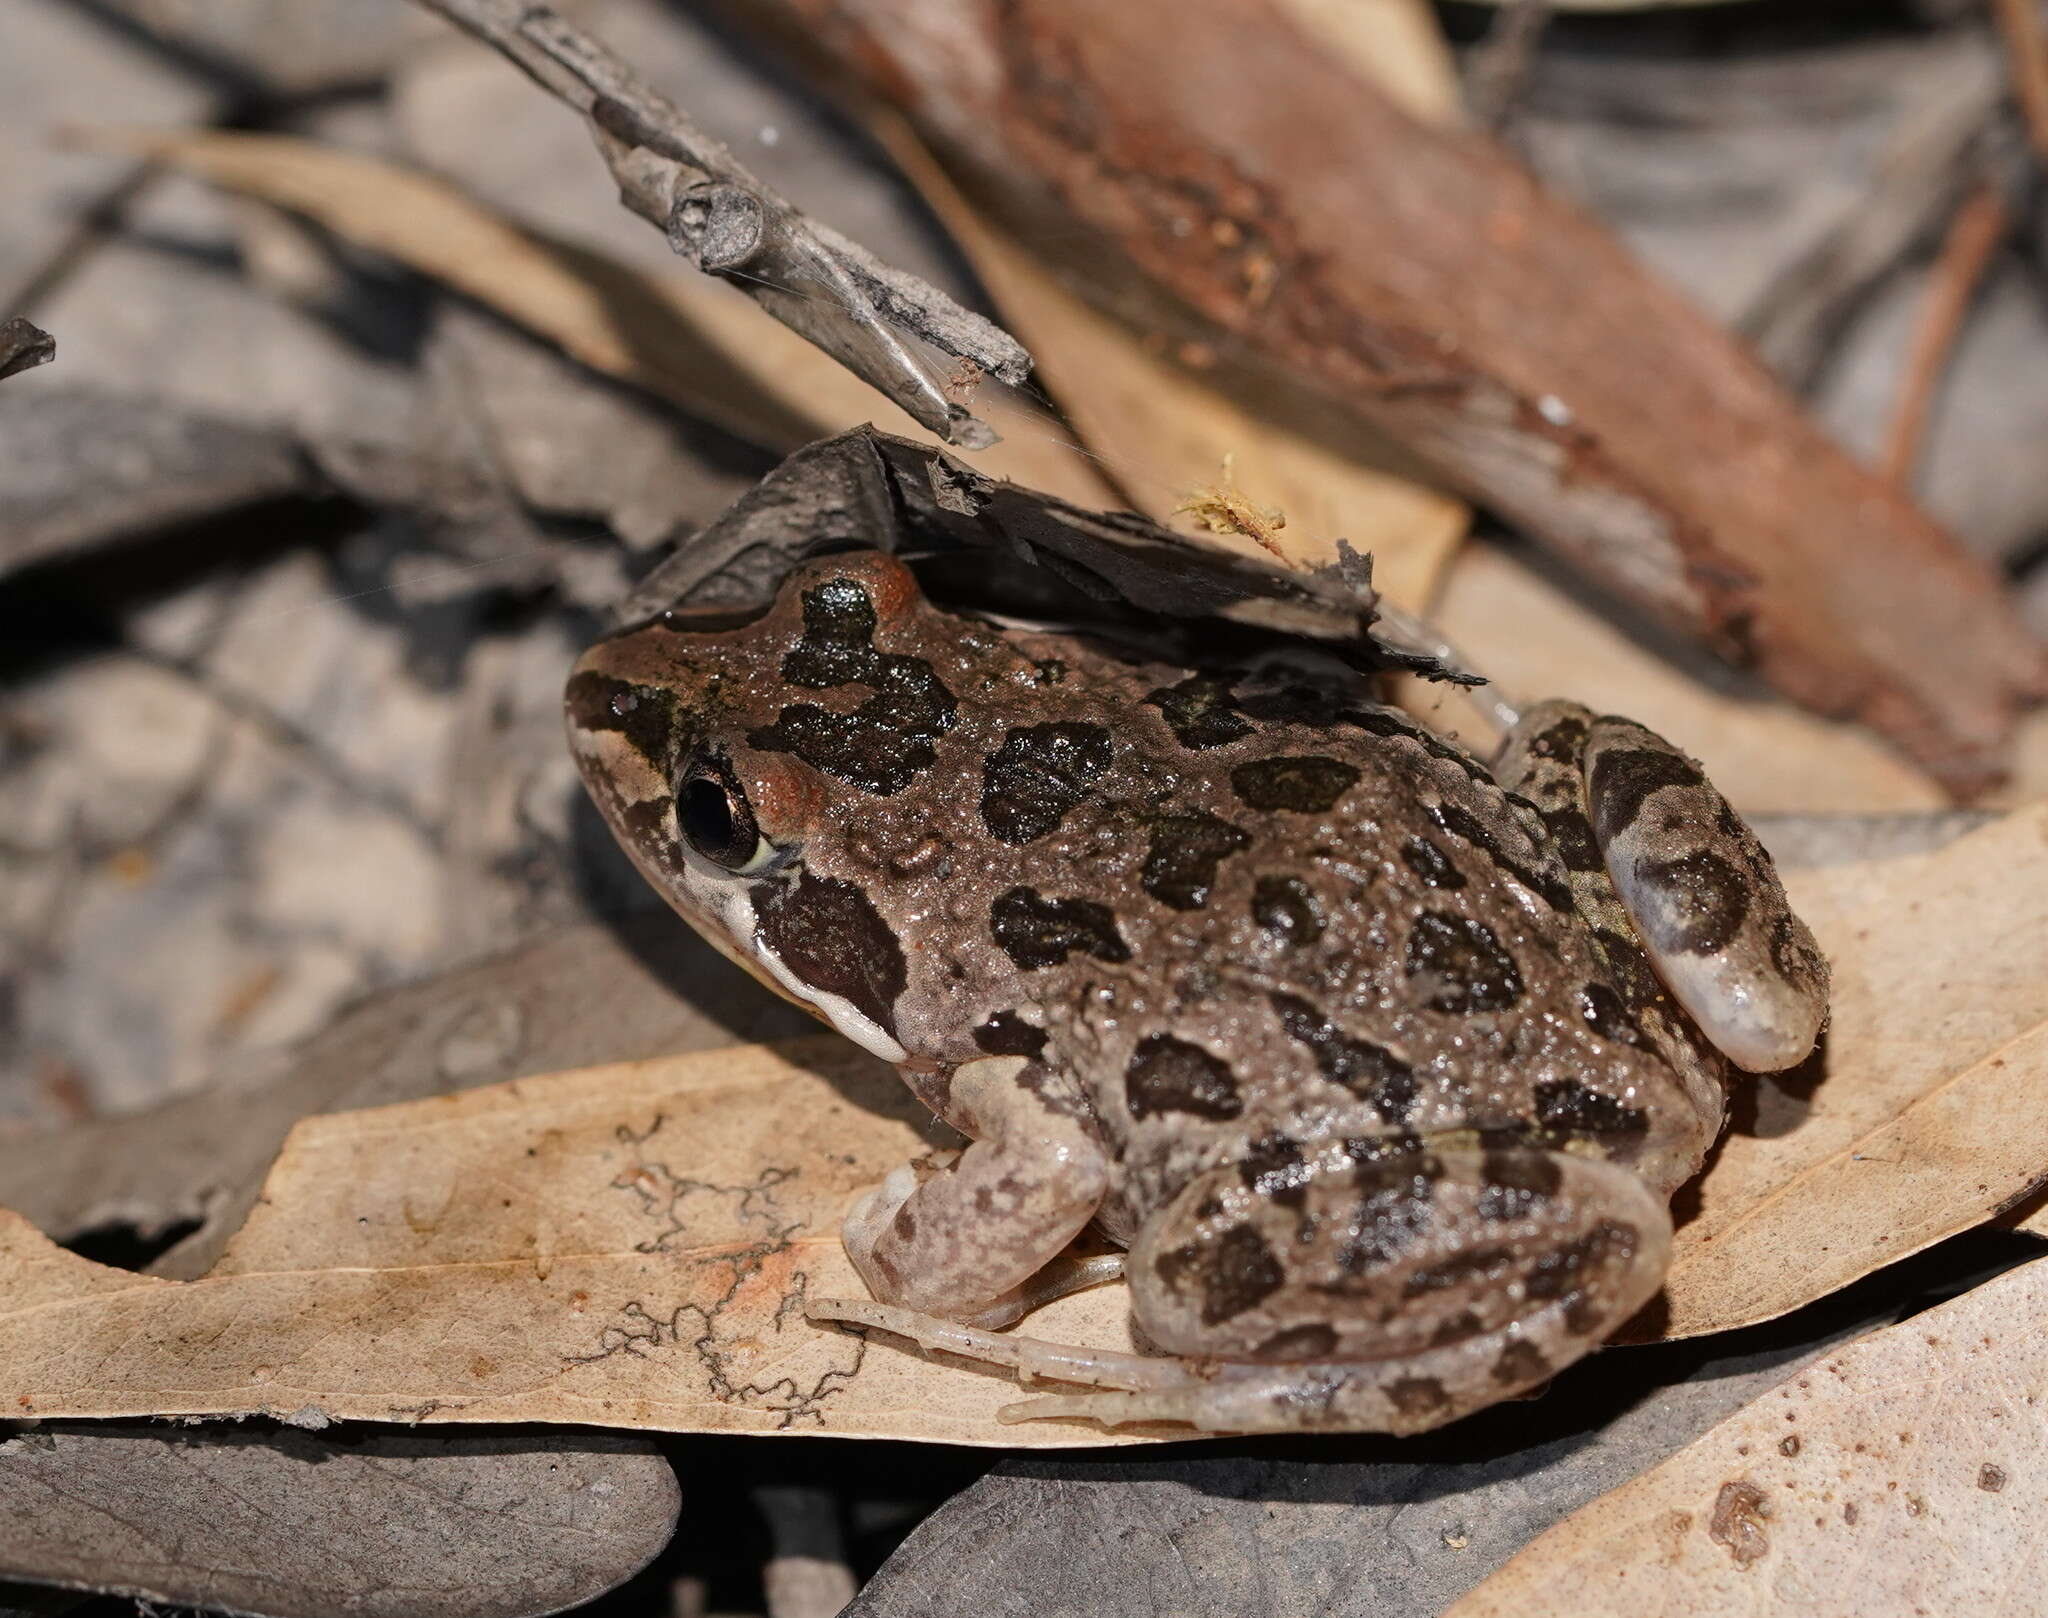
left=1582, top=717, right=1828, bottom=1071
left=1127, top=1145, right=1670, bottom=1376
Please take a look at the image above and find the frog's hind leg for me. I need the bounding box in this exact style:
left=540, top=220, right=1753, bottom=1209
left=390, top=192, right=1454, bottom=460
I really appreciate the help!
left=816, top=1143, right=1671, bottom=1436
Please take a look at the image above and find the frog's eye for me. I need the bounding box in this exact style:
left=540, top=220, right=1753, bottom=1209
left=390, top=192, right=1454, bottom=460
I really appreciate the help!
left=677, top=756, right=775, bottom=875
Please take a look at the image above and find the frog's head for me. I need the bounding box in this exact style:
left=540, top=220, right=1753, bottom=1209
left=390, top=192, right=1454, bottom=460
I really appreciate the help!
left=565, top=549, right=943, bottom=1060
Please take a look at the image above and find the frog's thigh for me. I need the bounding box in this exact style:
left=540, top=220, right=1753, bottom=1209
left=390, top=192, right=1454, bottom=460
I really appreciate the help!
left=838, top=1055, right=1110, bottom=1324
left=1500, top=701, right=1828, bottom=1073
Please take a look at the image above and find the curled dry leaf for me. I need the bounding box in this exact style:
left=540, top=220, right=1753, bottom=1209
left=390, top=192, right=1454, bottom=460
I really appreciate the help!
left=78, top=129, right=1116, bottom=507
left=882, top=128, right=1469, bottom=610
left=1650, top=801, right=2048, bottom=1339
left=1446, top=1253, right=2048, bottom=1617
left=1, top=810, right=2044, bottom=1442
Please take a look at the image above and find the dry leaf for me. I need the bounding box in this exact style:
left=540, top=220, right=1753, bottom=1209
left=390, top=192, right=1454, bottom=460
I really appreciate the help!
left=884, top=128, right=1469, bottom=611
left=79, top=129, right=1117, bottom=507
left=1650, top=801, right=2048, bottom=1338
left=1404, top=545, right=1948, bottom=814
left=0, top=1035, right=1145, bottom=1447
left=1272, top=0, right=1464, bottom=126
left=1446, top=1253, right=2048, bottom=1617
left=3, top=810, right=2044, bottom=1441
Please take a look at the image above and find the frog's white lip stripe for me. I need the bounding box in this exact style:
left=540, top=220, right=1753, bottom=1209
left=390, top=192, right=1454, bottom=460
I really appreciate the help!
left=680, top=861, right=910, bottom=1065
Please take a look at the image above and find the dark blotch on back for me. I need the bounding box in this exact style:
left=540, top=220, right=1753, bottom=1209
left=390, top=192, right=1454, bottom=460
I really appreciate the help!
left=566, top=671, right=681, bottom=773
left=1588, top=744, right=1706, bottom=844
left=1427, top=800, right=1571, bottom=910
left=1405, top=910, right=1524, bottom=1013
left=1142, top=811, right=1251, bottom=910
left=1239, top=1132, right=1311, bottom=1208
left=980, top=722, right=1113, bottom=845
left=1126, top=1033, right=1243, bottom=1121
left=1579, top=981, right=1648, bottom=1048
left=973, top=1010, right=1047, bottom=1058
left=1259, top=1324, right=1338, bottom=1360
left=1145, top=673, right=1253, bottom=750
left=1387, top=1376, right=1450, bottom=1418
left=1632, top=847, right=1751, bottom=956
left=990, top=887, right=1131, bottom=971
left=1273, top=993, right=1417, bottom=1125
left=746, top=576, right=957, bottom=795
left=1525, top=1220, right=1638, bottom=1301
left=753, top=872, right=907, bottom=1036
left=1231, top=755, right=1360, bottom=813
left=1401, top=836, right=1466, bottom=890
left=1492, top=1339, right=1550, bottom=1386
left=1476, top=1150, right=1562, bottom=1222
left=1533, top=1078, right=1648, bottom=1140
left=1252, top=875, right=1326, bottom=946
left=1155, top=1223, right=1286, bottom=1326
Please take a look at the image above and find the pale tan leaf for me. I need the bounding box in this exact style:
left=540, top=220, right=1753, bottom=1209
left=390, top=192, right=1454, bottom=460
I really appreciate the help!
left=1405, top=545, right=1948, bottom=813
left=1446, top=1253, right=2048, bottom=1618
left=1650, top=801, right=2048, bottom=1339
left=1272, top=0, right=1465, bottom=126
left=78, top=129, right=1118, bottom=506
left=879, top=129, right=1469, bottom=612
left=0, top=1036, right=1144, bottom=1447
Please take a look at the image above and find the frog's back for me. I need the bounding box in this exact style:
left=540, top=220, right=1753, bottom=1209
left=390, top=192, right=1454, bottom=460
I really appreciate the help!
left=825, top=618, right=1697, bottom=1234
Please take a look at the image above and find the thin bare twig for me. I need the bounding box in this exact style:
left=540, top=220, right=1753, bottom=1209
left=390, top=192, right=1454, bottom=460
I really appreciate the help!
left=1465, top=0, right=1555, bottom=135
left=405, top=0, right=1031, bottom=447
left=1880, top=181, right=2008, bottom=488
left=0, top=316, right=55, bottom=381
left=1990, top=0, right=2048, bottom=162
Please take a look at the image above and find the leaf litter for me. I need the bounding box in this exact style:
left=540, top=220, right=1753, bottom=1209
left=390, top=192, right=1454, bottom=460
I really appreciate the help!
left=2, top=808, right=2045, bottom=1444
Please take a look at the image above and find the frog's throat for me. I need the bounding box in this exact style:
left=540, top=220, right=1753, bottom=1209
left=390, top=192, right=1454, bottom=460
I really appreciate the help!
left=676, top=860, right=911, bottom=1065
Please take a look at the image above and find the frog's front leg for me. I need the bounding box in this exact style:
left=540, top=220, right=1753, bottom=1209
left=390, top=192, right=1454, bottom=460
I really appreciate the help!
left=836, top=1055, right=1112, bottom=1329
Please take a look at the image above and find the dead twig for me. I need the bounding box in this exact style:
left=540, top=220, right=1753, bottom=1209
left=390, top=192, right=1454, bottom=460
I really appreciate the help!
left=404, top=0, right=1030, bottom=447
left=0, top=317, right=54, bottom=382
left=1881, top=182, right=2010, bottom=489
left=1991, top=0, right=2048, bottom=162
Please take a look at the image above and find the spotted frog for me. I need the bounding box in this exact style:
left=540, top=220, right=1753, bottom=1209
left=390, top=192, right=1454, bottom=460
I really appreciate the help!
left=567, top=550, right=1827, bottom=1434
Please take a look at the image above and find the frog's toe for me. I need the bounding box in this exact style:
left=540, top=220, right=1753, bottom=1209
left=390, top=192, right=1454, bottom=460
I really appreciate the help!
left=805, top=1295, right=1183, bottom=1391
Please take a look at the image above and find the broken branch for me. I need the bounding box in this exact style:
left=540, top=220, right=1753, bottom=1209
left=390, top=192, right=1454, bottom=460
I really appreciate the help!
left=404, top=0, right=1031, bottom=447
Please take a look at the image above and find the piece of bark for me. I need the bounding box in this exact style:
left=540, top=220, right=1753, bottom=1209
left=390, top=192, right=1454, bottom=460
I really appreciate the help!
left=0, top=1424, right=678, bottom=1618
left=403, top=0, right=1028, bottom=448
left=726, top=0, right=2046, bottom=797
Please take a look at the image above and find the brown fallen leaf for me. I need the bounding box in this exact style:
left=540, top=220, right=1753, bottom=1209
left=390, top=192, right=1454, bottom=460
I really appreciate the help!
left=0, top=1035, right=1147, bottom=1447
left=1649, top=800, right=2048, bottom=1339
left=2, top=810, right=2043, bottom=1441
left=884, top=127, right=1469, bottom=610
left=1406, top=546, right=1949, bottom=815
left=1445, top=1252, right=2048, bottom=1617
left=73, top=129, right=1118, bottom=507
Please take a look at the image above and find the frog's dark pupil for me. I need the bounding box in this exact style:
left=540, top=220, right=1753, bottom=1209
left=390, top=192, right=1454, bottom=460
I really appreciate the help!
left=680, top=774, right=754, bottom=868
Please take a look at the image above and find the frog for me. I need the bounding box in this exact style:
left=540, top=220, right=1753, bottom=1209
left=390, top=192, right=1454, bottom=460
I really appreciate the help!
left=565, top=547, right=1828, bottom=1434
